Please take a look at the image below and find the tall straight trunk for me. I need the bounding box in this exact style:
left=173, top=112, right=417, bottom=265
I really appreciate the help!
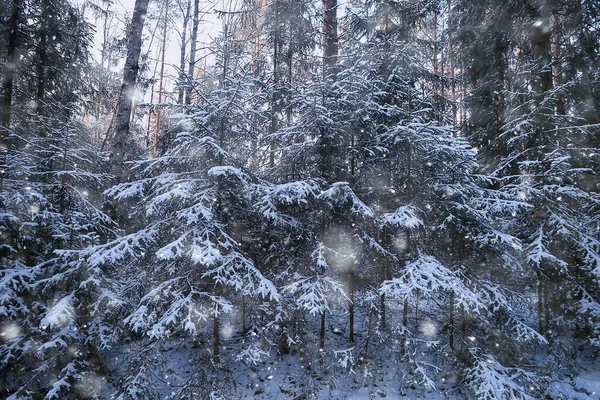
left=185, top=0, right=200, bottom=105
left=322, top=0, right=338, bottom=67
left=154, top=0, right=169, bottom=156
left=349, top=277, right=355, bottom=343
left=319, top=312, right=326, bottom=350
left=177, top=0, right=191, bottom=104
left=448, top=0, right=456, bottom=128
left=379, top=227, right=388, bottom=330
left=213, top=284, right=221, bottom=364
left=538, top=279, right=544, bottom=335
left=460, top=65, right=466, bottom=123
left=431, top=11, right=438, bottom=103
left=112, top=0, right=150, bottom=180
left=551, top=6, right=564, bottom=115
left=449, top=291, right=455, bottom=351
left=1, top=0, right=19, bottom=170
left=317, top=0, right=339, bottom=353
left=530, top=4, right=553, bottom=137
left=35, top=0, right=49, bottom=116
left=269, top=0, right=280, bottom=168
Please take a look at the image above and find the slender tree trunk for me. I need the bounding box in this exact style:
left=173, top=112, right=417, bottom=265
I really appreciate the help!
left=1, top=0, right=19, bottom=131
left=112, top=0, right=150, bottom=181
left=213, top=311, right=221, bottom=364
left=319, top=312, right=326, bottom=350
left=322, top=0, right=338, bottom=67
left=460, top=66, right=466, bottom=123
left=241, top=295, right=247, bottom=334
left=185, top=0, right=200, bottom=105
left=349, top=276, right=355, bottom=343
left=178, top=0, right=191, bottom=104
left=379, top=228, right=388, bottom=330
left=551, top=6, right=564, bottom=115
left=449, top=292, right=455, bottom=352
left=448, top=0, right=456, bottom=128
left=154, top=0, right=169, bottom=156
left=538, top=278, right=544, bottom=335
left=0, top=0, right=19, bottom=183
left=35, top=0, right=49, bottom=116
left=432, top=10, right=438, bottom=103
left=269, top=0, right=280, bottom=168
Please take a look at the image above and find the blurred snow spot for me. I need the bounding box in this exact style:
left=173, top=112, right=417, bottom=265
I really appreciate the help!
left=420, top=320, right=437, bottom=338
left=0, top=323, right=21, bottom=341
left=75, top=373, right=104, bottom=397
left=393, top=236, right=408, bottom=252
left=221, top=323, right=234, bottom=340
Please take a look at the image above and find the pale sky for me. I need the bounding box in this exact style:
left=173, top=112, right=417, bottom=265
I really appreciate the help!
left=84, top=0, right=224, bottom=104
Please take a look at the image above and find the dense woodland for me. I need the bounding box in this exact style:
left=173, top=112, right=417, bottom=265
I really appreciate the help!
left=1, top=0, right=600, bottom=398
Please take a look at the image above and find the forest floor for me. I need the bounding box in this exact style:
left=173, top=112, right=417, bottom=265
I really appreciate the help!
left=102, top=299, right=600, bottom=399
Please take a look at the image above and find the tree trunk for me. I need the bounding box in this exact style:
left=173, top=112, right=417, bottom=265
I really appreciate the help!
left=1, top=0, right=19, bottom=131
left=269, top=0, right=280, bottom=168
left=35, top=0, right=49, bottom=116
left=213, top=314, right=221, bottom=364
left=177, top=0, right=191, bottom=104
left=322, top=0, right=338, bottom=67
left=0, top=0, right=19, bottom=183
left=538, top=279, right=544, bottom=335
left=349, top=275, right=355, bottom=343
left=154, top=0, right=169, bottom=156
left=185, top=0, right=200, bottom=105
left=320, top=312, right=325, bottom=350
left=448, top=0, right=456, bottom=128
left=551, top=5, right=564, bottom=115
left=449, top=292, right=455, bottom=352
left=432, top=10, right=438, bottom=105
left=112, top=0, right=150, bottom=181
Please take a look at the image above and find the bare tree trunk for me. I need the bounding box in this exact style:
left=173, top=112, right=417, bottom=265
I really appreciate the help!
left=213, top=296, right=221, bottom=364
left=322, top=0, right=338, bottom=67
left=1, top=0, right=19, bottom=177
left=349, top=276, right=355, bottom=343
left=112, top=0, right=150, bottom=181
left=178, top=0, right=191, bottom=104
left=538, top=279, right=544, bottom=335
left=269, top=0, right=280, bottom=168
left=1, top=0, right=19, bottom=128
left=432, top=10, right=438, bottom=105
left=185, top=0, right=200, bottom=105
left=35, top=0, right=49, bottom=116
left=319, top=312, right=326, bottom=350
left=551, top=6, right=564, bottom=115
left=448, top=0, right=456, bottom=128
left=449, top=292, right=455, bottom=351
left=154, top=0, right=169, bottom=156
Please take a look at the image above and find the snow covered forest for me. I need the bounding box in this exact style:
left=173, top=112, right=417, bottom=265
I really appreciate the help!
left=1, top=0, right=600, bottom=397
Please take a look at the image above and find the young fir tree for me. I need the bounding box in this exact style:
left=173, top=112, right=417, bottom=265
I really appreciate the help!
left=0, top=3, right=117, bottom=397
left=89, top=20, right=281, bottom=398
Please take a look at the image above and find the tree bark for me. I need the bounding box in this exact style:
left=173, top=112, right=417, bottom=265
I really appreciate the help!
left=154, top=0, right=169, bottom=156
left=449, top=291, right=455, bottom=351
left=349, top=276, right=355, bottom=343
left=1, top=0, right=19, bottom=179
left=322, top=0, right=338, bottom=67
left=319, top=312, right=326, bottom=350
left=1, top=0, right=19, bottom=131
left=269, top=0, right=280, bottom=168
left=35, top=0, right=49, bottom=116
left=551, top=5, right=564, bottom=115
left=112, top=0, right=150, bottom=181
left=177, top=0, right=191, bottom=104
left=213, top=313, right=221, bottom=364
left=185, top=0, right=200, bottom=105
